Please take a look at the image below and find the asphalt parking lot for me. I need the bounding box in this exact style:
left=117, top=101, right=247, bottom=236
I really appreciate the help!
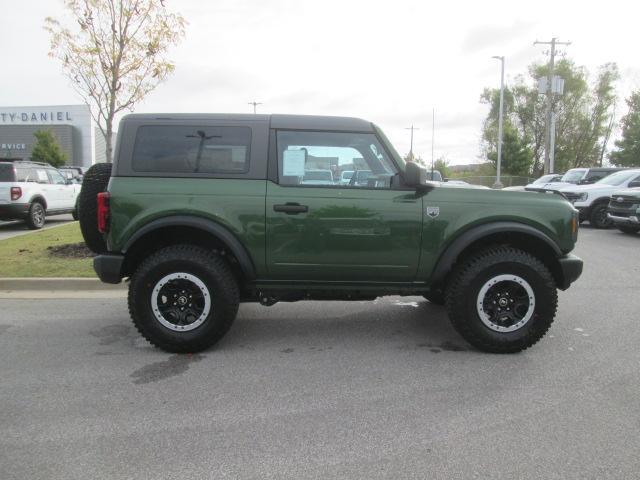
left=1, top=226, right=639, bottom=479
left=0, top=214, right=75, bottom=241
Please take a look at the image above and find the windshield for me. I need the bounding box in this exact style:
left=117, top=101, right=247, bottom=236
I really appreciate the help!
left=341, top=171, right=353, bottom=180
left=595, top=170, right=640, bottom=186
left=561, top=169, right=586, bottom=183
left=533, top=174, right=559, bottom=184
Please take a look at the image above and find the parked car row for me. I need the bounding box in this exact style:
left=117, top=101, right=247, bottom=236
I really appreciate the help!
left=0, top=160, right=81, bottom=229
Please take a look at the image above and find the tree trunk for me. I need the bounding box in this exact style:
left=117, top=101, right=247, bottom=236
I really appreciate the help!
left=105, top=120, right=113, bottom=163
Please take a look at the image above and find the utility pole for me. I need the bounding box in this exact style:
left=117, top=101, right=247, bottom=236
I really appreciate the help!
left=492, top=56, right=505, bottom=188
left=405, top=125, right=419, bottom=160
left=534, top=37, right=570, bottom=174
left=248, top=101, right=262, bottom=114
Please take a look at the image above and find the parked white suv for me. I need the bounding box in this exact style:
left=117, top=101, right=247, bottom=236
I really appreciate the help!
left=559, top=169, right=640, bottom=228
left=0, top=161, right=81, bottom=229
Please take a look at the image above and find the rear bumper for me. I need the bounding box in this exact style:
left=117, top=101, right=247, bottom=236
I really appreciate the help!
left=93, top=254, right=125, bottom=284
left=0, top=203, right=29, bottom=220
left=557, top=253, right=583, bottom=290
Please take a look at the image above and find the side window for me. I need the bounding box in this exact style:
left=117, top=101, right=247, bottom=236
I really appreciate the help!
left=35, top=169, right=50, bottom=184
left=276, top=131, right=397, bottom=188
left=48, top=169, right=67, bottom=185
left=15, top=167, right=34, bottom=182
left=132, top=125, right=251, bottom=175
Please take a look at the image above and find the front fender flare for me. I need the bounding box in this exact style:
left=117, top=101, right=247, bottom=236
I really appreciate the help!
left=430, top=221, right=562, bottom=285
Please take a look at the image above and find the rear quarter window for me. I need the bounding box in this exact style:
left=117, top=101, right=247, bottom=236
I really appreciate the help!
left=0, top=164, right=16, bottom=182
left=132, top=125, right=251, bottom=174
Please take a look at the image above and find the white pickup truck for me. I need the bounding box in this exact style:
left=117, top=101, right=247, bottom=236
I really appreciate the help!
left=559, top=169, right=640, bottom=228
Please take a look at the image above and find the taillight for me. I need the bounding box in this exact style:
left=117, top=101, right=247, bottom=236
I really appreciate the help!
left=10, top=187, right=22, bottom=201
left=97, top=192, right=110, bottom=233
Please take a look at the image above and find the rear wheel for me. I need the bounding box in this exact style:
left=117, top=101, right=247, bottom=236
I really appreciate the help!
left=128, top=245, right=239, bottom=353
left=26, top=202, right=46, bottom=229
left=445, top=246, right=557, bottom=353
left=617, top=225, right=640, bottom=234
left=589, top=203, right=612, bottom=229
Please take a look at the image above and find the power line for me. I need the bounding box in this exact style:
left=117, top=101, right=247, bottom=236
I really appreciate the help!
left=534, top=37, right=571, bottom=174
left=248, top=101, right=262, bottom=114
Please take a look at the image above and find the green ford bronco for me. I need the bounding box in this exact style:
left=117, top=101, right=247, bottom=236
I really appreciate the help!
left=80, top=114, right=583, bottom=354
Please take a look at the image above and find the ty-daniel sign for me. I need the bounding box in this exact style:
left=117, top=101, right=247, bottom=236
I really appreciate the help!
left=0, top=111, right=73, bottom=123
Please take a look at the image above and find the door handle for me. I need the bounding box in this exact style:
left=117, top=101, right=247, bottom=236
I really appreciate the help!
left=273, top=203, right=308, bottom=214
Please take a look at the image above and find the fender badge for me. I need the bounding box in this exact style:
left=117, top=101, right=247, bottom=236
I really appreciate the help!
left=426, top=206, right=440, bottom=218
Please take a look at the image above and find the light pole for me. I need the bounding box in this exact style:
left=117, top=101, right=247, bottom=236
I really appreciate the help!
left=492, top=55, right=505, bottom=189
left=248, top=101, right=262, bottom=114
left=405, top=125, right=419, bottom=160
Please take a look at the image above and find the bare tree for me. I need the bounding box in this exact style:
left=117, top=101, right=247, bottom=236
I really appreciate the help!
left=45, top=0, right=186, bottom=162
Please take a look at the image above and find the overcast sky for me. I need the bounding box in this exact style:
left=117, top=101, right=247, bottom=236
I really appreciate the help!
left=1, top=0, right=638, bottom=165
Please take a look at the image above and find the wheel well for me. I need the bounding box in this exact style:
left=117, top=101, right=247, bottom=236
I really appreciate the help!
left=439, top=231, right=563, bottom=289
left=122, top=225, right=246, bottom=284
left=29, top=195, right=47, bottom=210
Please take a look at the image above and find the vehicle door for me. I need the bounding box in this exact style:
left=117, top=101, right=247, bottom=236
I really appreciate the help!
left=266, top=129, right=423, bottom=282
left=47, top=169, right=72, bottom=209
left=33, top=167, right=56, bottom=208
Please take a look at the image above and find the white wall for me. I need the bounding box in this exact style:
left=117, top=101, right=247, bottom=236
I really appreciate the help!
left=0, top=105, right=95, bottom=167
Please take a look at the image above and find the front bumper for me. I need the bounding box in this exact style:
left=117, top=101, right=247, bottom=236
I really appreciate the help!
left=0, top=203, right=29, bottom=220
left=607, top=213, right=640, bottom=225
left=557, top=253, right=584, bottom=290
left=93, top=254, right=125, bottom=284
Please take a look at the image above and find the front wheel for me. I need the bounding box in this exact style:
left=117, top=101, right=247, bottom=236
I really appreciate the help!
left=128, top=245, right=239, bottom=353
left=589, top=203, right=612, bottom=229
left=445, top=246, right=557, bottom=353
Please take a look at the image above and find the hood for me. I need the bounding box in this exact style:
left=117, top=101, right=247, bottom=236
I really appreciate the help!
left=559, top=183, right=613, bottom=193
left=611, top=188, right=640, bottom=198
left=526, top=181, right=575, bottom=191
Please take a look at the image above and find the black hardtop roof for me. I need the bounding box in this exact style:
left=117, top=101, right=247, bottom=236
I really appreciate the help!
left=120, top=113, right=375, bottom=132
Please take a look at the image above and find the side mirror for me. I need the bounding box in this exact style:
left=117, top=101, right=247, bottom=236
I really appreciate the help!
left=628, top=180, right=640, bottom=188
left=404, top=161, right=432, bottom=189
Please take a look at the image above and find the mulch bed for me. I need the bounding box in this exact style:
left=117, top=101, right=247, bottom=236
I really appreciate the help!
left=47, top=242, right=94, bottom=259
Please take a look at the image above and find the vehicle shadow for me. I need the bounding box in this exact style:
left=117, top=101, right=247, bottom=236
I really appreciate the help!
left=222, top=299, right=472, bottom=353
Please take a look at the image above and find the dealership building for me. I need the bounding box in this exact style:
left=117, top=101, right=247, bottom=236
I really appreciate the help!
left=0, top=105, right=108, bottom=167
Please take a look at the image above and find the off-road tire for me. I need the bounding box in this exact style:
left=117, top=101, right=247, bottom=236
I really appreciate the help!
left=78, top=163, right=112, bottom=254
left=445, top=246, right=557, bottom=353
left=26, top=201, right=46, bottom=229
left=72, top=198, right=79, bottom=221
left=589, top=202, right=612, bottom=229
left=617, top=225, right=640, bottom=234
left=423, top=290, right=445, bottom=305
left=128, top=245, right=239, bottom=353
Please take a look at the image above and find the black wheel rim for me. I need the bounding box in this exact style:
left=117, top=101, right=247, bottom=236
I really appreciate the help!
left=151, top=273, right=211, bottom=331
left=477, top=274, right=535, bottom=332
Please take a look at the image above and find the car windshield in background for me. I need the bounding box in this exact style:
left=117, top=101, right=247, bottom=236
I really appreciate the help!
left=304, top=171, right=333, bottom=182
left=595, top=170, right=640, bottom=186
left=533, top=174, right=560, bottom=184
left=561, top=169, right=586, bottom=183
left=0, top=164, right=15, bottom=182
left=341, top=171, right=353, bottom=180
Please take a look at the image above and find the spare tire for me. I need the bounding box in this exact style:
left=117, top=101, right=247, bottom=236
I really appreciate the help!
left=79, top=163, right=112, bottom=254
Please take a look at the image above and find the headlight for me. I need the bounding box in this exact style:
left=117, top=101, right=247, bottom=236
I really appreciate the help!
left=577, top=192, right=588, bottom=202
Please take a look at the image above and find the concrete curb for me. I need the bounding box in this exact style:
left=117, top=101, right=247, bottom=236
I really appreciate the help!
left=0, top=277, right=127, bottom=291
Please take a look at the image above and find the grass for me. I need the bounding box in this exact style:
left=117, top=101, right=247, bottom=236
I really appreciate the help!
left=0, top=222, right=95, bottom=277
